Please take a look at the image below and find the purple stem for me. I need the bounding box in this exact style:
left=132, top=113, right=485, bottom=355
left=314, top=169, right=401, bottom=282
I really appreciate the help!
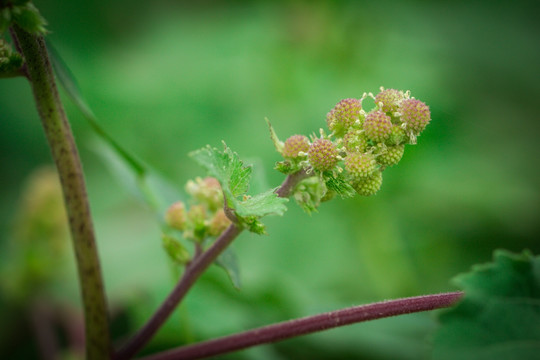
left=140, top=292, right=464, bottom=360
left=115, top=171, right=310, bottom=360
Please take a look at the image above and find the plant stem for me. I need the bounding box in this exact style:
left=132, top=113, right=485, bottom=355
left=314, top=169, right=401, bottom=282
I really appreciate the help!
left=140, top=292, right=464, bottom=360
left=115, top=171, right=309, bottom=360
left=10, top=25, right=111, bottom=359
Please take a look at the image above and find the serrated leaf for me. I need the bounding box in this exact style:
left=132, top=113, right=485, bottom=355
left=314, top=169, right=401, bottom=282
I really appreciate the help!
left=189, top=144, right=251, bottom=203
left=215, top=247, right=241, bottom=290
left=432, top=249, right=540, bottom=360
left=236, top=188, right=288, bottom=218
left=265, top=118, right=284, bottom=154
left=324, top=172, right=356, bottom=198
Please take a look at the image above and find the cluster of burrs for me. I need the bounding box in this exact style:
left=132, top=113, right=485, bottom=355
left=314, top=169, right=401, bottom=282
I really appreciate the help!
left=275, top=88, right=431, bottom=207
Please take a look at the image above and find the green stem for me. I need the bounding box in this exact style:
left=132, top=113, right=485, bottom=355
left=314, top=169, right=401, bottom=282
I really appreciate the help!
left=11, top=25, right=111, bottom=359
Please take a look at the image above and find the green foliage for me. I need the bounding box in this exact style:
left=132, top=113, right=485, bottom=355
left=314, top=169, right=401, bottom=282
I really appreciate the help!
left=216, top=247, right=241, bottom=290
left=10, top=2, right=47, bottom=34
left=432, top=250, right=540, bottom=360
left=190, top=144, right=288, bottom=234
left=162, top=234, right=190, bottom=265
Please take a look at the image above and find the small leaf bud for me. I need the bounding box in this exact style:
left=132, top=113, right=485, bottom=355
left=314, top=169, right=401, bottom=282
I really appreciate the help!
left=364, top=110, right=393, bottom=143
left=399, top=98, right=431, bottom=135
left=376, top=144, right=405, bottom=167
left=282, top=135, right=309, bottom=159
left=326, top=98, right=362, bottom=136
left=308, top=138, right=339, bottom=172
left=353, top=171, right=383, bottom=196
left=345, top=152, right=377, bottom=180
left=165, top=201, right=186, bottom=231
left=375, top=88, right=405, bottom=113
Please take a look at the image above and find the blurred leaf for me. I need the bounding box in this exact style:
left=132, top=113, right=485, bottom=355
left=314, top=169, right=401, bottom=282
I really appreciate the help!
left=432, top=249, right=540, bottom=360
left=49, top=42, right=180, bottom=216
left=162, top=234, right=190, bottom=265
left=215, top=247, right=241, bottom=290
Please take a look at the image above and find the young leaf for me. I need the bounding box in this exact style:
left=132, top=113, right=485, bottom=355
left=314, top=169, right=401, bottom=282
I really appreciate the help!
left=235, top=188, right=288, bottom=218
left=189, top=144, right=251, bottom=204
left=215, top=247, right=241, bottom=290
left=432, top=249, right=540, bottom=360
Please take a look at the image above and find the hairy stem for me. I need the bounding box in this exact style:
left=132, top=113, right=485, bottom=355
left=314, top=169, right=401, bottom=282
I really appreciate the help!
left=11, top=25, right=111, bottom=359
left=115, top=171, right=309, bottom=359
left=141, top=292, right=464, bottom=360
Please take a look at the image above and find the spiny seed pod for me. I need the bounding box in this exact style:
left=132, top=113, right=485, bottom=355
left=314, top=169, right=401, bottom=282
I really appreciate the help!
left=364, top=110, right=392, bottom=143
left=308, top=138, right=339, bottom=172
left=399, top=98, right=431, bottom=135
left=386, top=124, right=407, bottom=146
left=208, top=209, right=231, bottom=236
left=326, top=98, right=362, bottom=136
left=345, top=152, right=377, bottom=180
left=282, top=135, right=310, bottom=159
left=165, top=201, right=187, bottom=231
left=376, top=144, right=405, bottom=166
left=353, top=171, right=383, bottom=196
left=343, top=129, right=368, bottom=153
left=375, top=88, right=405, bottom=113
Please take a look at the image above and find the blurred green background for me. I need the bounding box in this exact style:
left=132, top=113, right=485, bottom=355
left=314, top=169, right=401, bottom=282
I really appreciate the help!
left=1, top=0, right=539, bottom=359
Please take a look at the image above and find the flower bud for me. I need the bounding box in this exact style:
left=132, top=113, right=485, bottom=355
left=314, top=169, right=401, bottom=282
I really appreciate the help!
left=353, top=171, right=383, bottom=196
left=399, top=98, right=431, bottom=135
left=282, top=135, right=309, bottom=159
left=185, top=177, right=223, bottom=211
left=308, top=138, right=339, bottom=172
left=345, top=152, right=377, bottom=180
left=208, top=208, right=231, bottom=236
left=386, top=124, right=407, bottom=146
left=165, top=201, right=187, bottom=231
left=375, top=88, right=405, bottom=113
left=326, top=98, right=362, bottom=136
left=364, top=110, right=392, bottom=143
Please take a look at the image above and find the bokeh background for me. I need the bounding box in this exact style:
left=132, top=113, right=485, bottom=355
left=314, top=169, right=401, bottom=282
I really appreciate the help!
left=1, top=0, right=539, bottom=359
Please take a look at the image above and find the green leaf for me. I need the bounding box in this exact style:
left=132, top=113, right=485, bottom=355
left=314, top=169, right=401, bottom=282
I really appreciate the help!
left=432, top=249, right=540, bottom=360
left=190, top=144, right=288, bottom=233
left=49, top=42, right=180, bottom=216
left=189, top=144, right=251, bottom=203
left=236, top=188, right=288, bottom=218
left=162, top=235, right=190, bottom=265
left=215, top=247, right=241, bottom=290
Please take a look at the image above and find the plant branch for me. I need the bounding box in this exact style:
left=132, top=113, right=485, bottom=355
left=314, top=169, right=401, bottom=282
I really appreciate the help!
left=10, top=25, right=111, bottom=359
left=140, top=291, right=464, bottom=360
left=115, top=170, right=309, bottom=360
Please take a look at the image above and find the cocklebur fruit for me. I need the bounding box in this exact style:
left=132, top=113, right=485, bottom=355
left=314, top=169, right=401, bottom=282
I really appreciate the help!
left=345, top=152, right=377, bottom=180
left=353, top=171, right=383, bottom=196
left=343, top=128, right=368, bottom=153
left=326, top=98, right=362, bottom=136
left=282, top=135, right=309, bottom=159
left=376, top=144, right=405, bottom=167
left=308, top=138, right=339, bottom=172
left=165, top=201, right=187, bottom=231
left=375, top=88, right=405, bottom=113
left=399, top=98, right=431, bottom=135
left=364, top=110, right=392, bottom=143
